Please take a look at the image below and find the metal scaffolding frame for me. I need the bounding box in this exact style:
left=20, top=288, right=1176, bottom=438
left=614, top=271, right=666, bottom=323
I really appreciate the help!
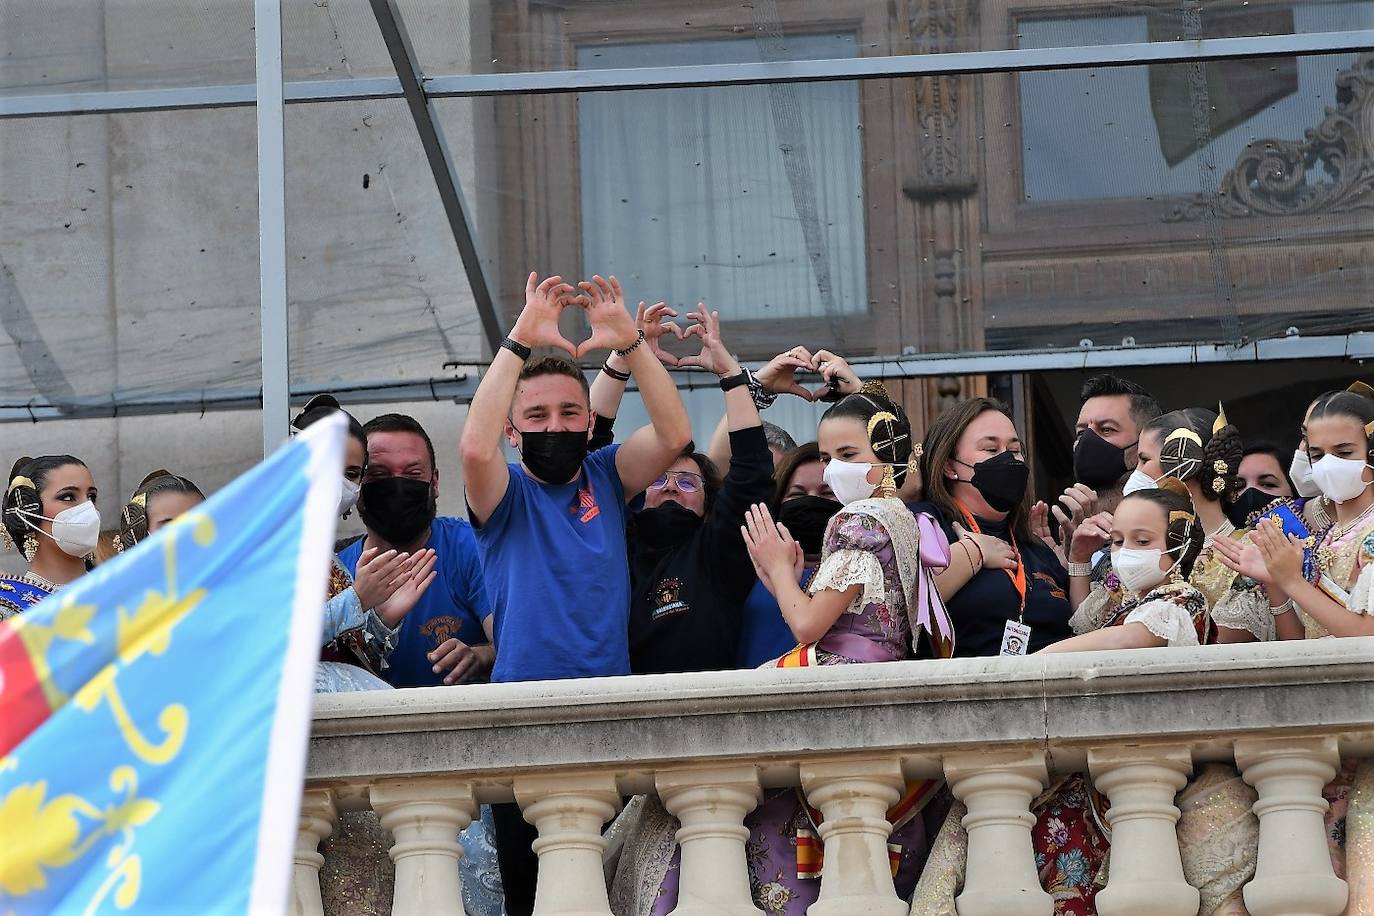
left=2, top=7, right=1370, bottom=441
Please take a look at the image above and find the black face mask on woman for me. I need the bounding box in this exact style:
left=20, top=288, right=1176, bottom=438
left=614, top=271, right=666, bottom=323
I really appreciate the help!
left=1226, top=487, right=1279, bottom=530
left=778, top=495, right=843, bottom=556
left=516, top=428, right=590, bottom=485
left=956, top=451, right=1030, bottom=514
left=358, top=477, right=436, bottom=546
left=634, top=501, right=703, bottom=550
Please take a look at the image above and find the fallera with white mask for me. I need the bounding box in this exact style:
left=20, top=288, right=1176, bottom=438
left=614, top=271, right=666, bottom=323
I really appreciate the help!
left=1310, top=453, right=1374, bottom=503
left=823, top=458, right=879, bottom=505
left=1289, top=449, right=1322, bottom=499
left=19, top=501, right=102, bottom=557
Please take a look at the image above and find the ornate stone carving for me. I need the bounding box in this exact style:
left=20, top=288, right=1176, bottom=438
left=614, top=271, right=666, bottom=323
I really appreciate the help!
left=1167, top=54, right=1374, bottom=221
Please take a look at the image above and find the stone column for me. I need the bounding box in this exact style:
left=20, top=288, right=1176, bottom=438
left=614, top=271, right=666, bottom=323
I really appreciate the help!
left=1088, top=747, right=1197, bottom=916
left=945, top=750, right=1053, bottom=916
left=655, top=766, right=764, bottom=916
left=799, top=757, right=908, bottom=916
left=289, top=789, right=336, bottom=916
left=514, top=772, right=620, bottom=916
left=1235, top=737, right=1348, bottom=916
left=370, top=779, right=476, bottom=916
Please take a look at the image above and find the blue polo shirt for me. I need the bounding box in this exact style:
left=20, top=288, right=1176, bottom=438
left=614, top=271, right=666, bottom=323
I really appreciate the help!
left=337, top=516, right=492, bottom=688
left=470, top=444, right=630, bottom=683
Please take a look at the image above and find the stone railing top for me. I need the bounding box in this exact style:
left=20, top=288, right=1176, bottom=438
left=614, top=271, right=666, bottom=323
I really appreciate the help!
left=308, top=638, right=1374, bottom=796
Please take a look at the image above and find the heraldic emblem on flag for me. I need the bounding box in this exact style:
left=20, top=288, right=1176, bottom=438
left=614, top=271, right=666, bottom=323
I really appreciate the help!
left=0, top=414, right=345, bottom=915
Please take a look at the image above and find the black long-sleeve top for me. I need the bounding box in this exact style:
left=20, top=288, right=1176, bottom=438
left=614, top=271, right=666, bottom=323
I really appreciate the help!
left=628, top=425, right=776, bottom=673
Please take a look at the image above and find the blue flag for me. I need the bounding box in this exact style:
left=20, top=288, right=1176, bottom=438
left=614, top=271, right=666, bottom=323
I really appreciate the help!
left=0, top=415, right=345, bottom=914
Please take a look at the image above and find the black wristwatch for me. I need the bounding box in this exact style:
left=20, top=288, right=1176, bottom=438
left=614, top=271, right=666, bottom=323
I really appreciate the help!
left=719, top=369, right=749, bottom=392
left=501, top=336, right=532, bottom=361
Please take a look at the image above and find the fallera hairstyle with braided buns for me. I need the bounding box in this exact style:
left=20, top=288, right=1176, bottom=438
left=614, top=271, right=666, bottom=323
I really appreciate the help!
left=1121, top=479, right=1205, bottom=578
left=1142, top=406, right=1243, bottom=505
left=3, top=455, right=88, bottom=556
left=820, top=382, right=914, bottom=488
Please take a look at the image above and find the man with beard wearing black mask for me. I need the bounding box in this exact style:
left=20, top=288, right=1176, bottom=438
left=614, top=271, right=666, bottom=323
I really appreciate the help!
left=337, top=413, right=494, bottom=688
left=461, top=273, right=691, bottom=916
left=1072, top=374, right=1163, bottom=513
left=627, top=307, right=774, bottom=674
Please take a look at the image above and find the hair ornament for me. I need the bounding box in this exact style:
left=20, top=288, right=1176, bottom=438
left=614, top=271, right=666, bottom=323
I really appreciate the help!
left=1156, top=476, right=1191, bottom=499
left=1164, top=427, right=1203, bottom=448
left=1212, top=478, right=1226, bottom=493
left=1213, top=403, right=1230, bottom=436
left=1347, top=381, right=1374, bottom=399
left=7, top=475, right=34, bottom=495
left=1213, top=459, right=1229, bottom=475
left=859, top=380, right=892, bottom=402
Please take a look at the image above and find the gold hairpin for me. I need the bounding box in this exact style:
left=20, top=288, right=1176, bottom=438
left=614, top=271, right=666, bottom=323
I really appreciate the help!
left=131, top=493, right=147, bottom=508
left=1168, top=509, right=1195, bottom=526
left=6, top=476, right=34, bottom=495
left=1156, top=476, right=1191, bottom=498
left=1164, top=428, right=1203, bottom=448
left=1213, top=403, right=1229, bottom=436
left=859, top=380, right=892, bottom=401
left=866, top=411, right=898, bottom=437
left=1348, top=381, right=1374, bottom=399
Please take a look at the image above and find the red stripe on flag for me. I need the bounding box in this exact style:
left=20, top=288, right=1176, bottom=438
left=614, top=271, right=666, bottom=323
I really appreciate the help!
left=0, top=622, right=53, bottom=755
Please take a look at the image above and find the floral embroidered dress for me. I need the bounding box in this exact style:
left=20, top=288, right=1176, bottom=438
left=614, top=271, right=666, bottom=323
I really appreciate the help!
left=610, top=498, right=952, bottom=915
left=1300, top=509, right=1374, bottom=913
left=913, top=580, right=1207, bottom=916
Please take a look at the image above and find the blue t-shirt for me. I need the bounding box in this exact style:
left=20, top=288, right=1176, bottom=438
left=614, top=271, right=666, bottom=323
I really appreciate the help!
left=735, top=570, right=813, bottom=669
left=471, top=444, right=629, bottom=683
left=337, top=516, right=492, bottom=688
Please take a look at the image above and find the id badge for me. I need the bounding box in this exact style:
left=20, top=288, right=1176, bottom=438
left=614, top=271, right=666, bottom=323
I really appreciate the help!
left=1000, top=620, right=1031, bottom=657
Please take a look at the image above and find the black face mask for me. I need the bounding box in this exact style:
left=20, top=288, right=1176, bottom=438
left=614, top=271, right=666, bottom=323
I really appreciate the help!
left=634, top=501, right=703, bottom=549
left=1074, top=429, right=1133, bottom=490
left=958, top=451, right=1030, bottom=514
left=516, top=428, right=590, bottom=485
left=778, top=495, right=843, bottom=556
left=1226, top=487, right=1279, bottom=530
left=358, top=477, right=436, bottom=546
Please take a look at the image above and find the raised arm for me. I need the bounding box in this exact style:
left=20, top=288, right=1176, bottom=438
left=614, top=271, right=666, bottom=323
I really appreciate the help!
left=460, top=273, right=578, bottom=525
left=575, top=276, right=692, bottom=498
left=588, top=301, right=684, bottom=447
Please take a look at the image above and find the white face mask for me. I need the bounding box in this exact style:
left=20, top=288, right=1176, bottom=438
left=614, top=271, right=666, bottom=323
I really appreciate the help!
left=1111, top=544, right=1182, bottom=596
left=1289, top=449, right=1320, bottom=499
left=21, top=500, right=102, bottom=558
left=339, top=478, right=361, bottom=518
left=823, top=459, right=876, bottom=505
left=1310, top=453, right=1373, bottom=503
left=1122, top=468, right=1158, bottom=497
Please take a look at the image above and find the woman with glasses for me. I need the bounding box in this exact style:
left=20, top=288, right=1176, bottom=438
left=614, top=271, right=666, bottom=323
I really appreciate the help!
left=626, top=307, right=775, bottom=674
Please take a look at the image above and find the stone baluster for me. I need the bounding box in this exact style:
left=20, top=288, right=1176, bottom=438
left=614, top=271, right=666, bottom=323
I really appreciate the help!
left=1235, top=737, right=1348, bottom=916
left=799, top=756, right=908, bottom=916
left=1088, top=747, right=1197, bottom=916
left=514, top=773, right=620, bottom=916
left=945, top=750, right=1053, bottom=916
left=289, top=788, right=336, bottom=916
left=656, top=766, right=764, bottom=916
left=371, top=779, right=476, bottom=916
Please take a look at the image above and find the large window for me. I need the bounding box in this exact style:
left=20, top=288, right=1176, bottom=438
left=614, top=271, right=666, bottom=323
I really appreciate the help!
left=577, top=36, right=867, bottom=320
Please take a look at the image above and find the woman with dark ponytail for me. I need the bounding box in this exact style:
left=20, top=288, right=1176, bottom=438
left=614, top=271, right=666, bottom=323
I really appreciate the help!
left=1, top=455, right=99, bottom=619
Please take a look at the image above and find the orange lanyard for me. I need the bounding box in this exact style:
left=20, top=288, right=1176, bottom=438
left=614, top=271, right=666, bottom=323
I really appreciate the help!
left=956, top=501, right=1028, bottom=618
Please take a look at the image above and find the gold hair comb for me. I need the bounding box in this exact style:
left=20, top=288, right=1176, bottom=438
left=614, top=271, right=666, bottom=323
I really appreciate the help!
left=6, top=476, right=34, bottom=495
left=1156, top=476, right=1191, bottom=499
left=1213, top=403, right=1229, bottom=436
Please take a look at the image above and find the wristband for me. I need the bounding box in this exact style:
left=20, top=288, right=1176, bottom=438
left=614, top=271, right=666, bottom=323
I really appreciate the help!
left=614, top=330, right=646, bottom=357
left=500, top=336, right=532, bottom=361
left=1066, top=561, right=1093, bottom=577
left=719, top=369, right=749, bottom=392
left=1269, top=598, right=1295, bottom=618
left=746, top=369, right=779, bottom=411
left=601, top=363, right=631, bottom=382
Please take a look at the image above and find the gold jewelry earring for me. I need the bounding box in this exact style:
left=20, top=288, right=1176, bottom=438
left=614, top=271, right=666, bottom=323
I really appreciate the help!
left=22, top=535, right=37, bottom=563
left=878, top=464, right=898, bottom=498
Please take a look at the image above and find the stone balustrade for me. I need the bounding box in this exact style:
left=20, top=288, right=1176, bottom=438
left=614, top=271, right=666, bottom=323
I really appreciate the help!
left=295, top=637, right=1374, bottom=916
